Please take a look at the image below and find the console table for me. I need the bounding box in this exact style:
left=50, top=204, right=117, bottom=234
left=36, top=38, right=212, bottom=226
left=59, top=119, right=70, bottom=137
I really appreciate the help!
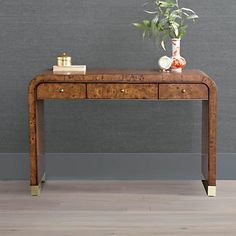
left=28, top=69, right=217, bottom=196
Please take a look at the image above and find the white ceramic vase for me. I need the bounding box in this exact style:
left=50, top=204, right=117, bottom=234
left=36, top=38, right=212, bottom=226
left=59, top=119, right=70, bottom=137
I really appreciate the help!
left=171, top=38, right=186, bottom=73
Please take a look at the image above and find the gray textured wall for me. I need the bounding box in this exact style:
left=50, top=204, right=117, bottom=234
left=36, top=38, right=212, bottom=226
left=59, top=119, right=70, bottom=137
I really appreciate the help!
left=0, top=0, right=236, bottom=179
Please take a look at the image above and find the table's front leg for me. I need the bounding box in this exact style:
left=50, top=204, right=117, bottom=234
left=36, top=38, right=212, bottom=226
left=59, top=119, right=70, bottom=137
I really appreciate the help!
left=29, top=89, right=45, bottom=196
left=201, top=94, right=217, bottom=197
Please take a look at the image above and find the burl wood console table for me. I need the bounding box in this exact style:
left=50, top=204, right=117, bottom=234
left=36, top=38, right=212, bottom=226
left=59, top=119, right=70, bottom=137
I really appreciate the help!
left=28, top=69, right=217, bottom=196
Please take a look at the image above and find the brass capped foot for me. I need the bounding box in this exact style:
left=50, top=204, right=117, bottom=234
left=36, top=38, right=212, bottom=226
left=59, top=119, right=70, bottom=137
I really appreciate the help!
left=208, top=186, right=216, bottom=197
left=202, top=180, right=216, bottom=197
left=30, top=185, right=41, bottom=196
left=30, top=172, right=46, bottom=196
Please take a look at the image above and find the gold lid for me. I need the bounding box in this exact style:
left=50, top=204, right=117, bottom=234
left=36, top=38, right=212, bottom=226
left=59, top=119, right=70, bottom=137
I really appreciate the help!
left=57, top=52, right=71, bottom=59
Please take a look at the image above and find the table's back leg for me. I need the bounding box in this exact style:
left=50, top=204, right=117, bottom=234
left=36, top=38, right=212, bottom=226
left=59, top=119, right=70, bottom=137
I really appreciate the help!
left=28, top=83, right=45, bottom=196
left=201, top=100, right=208, bottom=181
left=201, top=93, right=217, bottom=197
left=36, top=100, right=46, bottom=184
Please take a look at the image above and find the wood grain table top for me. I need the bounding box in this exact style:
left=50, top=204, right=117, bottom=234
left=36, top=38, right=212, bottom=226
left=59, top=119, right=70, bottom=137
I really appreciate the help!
left=31, top=69, right=216, bottom=88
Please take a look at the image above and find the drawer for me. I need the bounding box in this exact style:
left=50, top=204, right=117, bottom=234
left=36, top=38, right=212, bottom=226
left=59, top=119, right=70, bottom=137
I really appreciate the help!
left=37, top=83, right=86, bottom=99
left=87, top=83, right=158, bottom=99
left=159, top=84, right=208, bottom=100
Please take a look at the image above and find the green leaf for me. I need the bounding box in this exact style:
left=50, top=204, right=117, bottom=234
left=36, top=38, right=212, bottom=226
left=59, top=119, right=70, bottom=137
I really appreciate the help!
left=178, top=31, right=186, bottom=39
left=187, top=14, right=199, bottom=20
left=152, top=15, right=159, bottom=23
left=159, top=33, right=169, bottom=50
left=172, top=21, right=180, bottom=27
left=176, top=0, right=179, bottom=7
left=170, top=9, right=182, bottom=19
left=161, top=40, right=166, bottom=50
left=172, top=22, right=179, bottom=37
left=144, top=10, right=158, bottom=14
left=159, top=1, right=174, bottom=8
left=143, top=20, right=151, bottom=27
left=181, top=8, right=196, bottom=14
left=171, top=9, right=182, bottom=14
left=170, top=14, right=181, bottom=19
left=182, top=11, right=190, bottom=17
left=133, top=23, right=145, bottom=29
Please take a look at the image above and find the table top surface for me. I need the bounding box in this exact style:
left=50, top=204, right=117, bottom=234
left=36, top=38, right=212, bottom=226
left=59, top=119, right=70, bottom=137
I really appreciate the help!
left=30, top=69, right=216, bottom=90
left=38, top=69, right=207, bottom=77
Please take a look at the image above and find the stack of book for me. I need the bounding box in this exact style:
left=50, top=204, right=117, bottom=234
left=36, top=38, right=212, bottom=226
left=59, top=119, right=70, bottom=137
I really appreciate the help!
left=53, top=65, right=86, bottom=74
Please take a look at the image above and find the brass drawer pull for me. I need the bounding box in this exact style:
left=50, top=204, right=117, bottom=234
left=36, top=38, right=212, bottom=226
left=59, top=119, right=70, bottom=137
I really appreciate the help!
left=181, top=89, right=186, bottom=93
left=120, top=89, right=128, bottom=94
left=59, top=88, right=64, bottom=93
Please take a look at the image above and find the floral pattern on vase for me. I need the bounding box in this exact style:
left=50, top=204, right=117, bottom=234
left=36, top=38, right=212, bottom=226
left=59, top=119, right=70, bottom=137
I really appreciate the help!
left=171, top=38, right=186, bottom=73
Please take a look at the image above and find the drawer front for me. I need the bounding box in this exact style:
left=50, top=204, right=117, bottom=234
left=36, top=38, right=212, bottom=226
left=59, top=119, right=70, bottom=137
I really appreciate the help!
left=37, top=83, right=86, bottom=99
left=159, top=84, right=208, bottom=100
left=87, top=83, right=158, bottom=99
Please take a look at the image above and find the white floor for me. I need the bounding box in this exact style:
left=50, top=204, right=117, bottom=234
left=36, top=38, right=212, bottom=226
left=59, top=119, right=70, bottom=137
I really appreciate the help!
left=0, top=180, right=236, bottom=235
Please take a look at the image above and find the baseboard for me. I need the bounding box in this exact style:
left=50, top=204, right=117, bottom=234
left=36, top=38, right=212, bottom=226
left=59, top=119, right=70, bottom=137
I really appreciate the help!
left=0, top=153, right=235, bottom=180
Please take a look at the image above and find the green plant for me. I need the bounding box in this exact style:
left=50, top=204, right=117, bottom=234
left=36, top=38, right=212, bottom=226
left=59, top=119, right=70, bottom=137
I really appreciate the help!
left=133, top=0, right=198, bottom=50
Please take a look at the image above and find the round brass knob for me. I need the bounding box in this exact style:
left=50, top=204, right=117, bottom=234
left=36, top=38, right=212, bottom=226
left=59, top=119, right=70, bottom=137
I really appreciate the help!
left=59, top=88, right=64, bottom=93
left=120, top=89, right=125, bottom=93
left=181, top=89, right=186, bottom=93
